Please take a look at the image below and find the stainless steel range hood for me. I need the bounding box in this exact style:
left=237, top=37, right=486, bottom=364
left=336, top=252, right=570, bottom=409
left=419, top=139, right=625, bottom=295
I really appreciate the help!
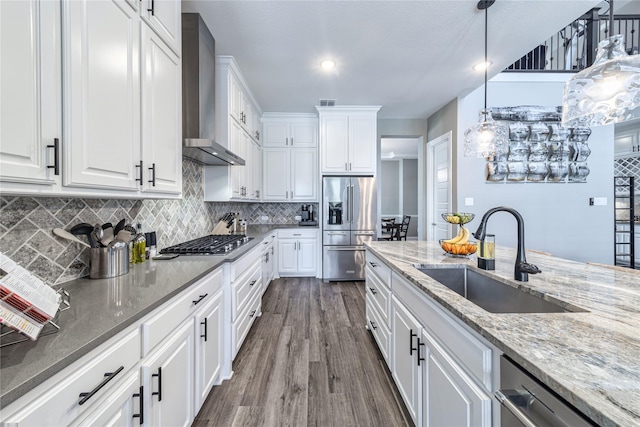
left=182, top=13, right=245, bottom=166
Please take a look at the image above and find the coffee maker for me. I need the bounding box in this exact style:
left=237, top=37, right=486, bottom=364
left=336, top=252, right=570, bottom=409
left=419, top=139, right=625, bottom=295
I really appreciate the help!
left=299, top=204, right=317, bottom=226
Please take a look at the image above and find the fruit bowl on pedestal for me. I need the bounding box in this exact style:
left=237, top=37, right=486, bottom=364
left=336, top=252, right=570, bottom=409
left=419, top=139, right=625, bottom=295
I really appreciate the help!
left=442, top=212, right=475, bottom=225
left=439, top=239, right=478, bottom=257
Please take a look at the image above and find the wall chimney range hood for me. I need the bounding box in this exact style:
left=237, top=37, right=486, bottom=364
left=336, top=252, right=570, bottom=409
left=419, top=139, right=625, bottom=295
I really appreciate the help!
left=181, top=13, right=245, bottom=166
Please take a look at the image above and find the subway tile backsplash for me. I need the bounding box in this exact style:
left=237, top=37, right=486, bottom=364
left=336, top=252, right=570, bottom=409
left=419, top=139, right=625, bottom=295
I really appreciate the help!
left=0, top=159, right=316, bottom=286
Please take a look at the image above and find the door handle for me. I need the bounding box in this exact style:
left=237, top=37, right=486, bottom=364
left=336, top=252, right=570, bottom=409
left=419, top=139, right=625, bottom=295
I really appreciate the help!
left=201, top=317, right=208, bottom=341
left=147, top=0, right=155, bottom=15
left=79, top=366, right=124, bottom=405
left=409, top=329, right=417, bottom=356
left=135, top=160, right=144, bottom=186
left=152, top=367, right=162, bottom=401
left=132, top=385, right=144, bottom=425
left=417, top=338, right=425, bottom=366
left=494, top=390, right=538, bottom=427
left=47, top=138, right=60, bottom=176
left=148, top=163, right=156, bottom=187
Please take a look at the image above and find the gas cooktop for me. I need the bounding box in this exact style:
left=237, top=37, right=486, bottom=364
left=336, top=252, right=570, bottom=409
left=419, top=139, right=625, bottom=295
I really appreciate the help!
left=160, top=234, right=252, bottom=255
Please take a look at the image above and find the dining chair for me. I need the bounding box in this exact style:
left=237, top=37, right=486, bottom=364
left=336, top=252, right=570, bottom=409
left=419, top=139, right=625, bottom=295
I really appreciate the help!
left=397, top=215, right=411, bottom=241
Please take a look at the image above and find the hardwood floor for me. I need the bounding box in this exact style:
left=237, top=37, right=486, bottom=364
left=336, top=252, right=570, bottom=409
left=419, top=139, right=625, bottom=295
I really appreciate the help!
left=194, top=277, right=411, bottom=427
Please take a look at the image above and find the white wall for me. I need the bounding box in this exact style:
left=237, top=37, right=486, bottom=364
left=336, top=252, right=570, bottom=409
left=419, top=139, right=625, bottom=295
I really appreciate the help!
left=455, top=73, right=614, bottom=264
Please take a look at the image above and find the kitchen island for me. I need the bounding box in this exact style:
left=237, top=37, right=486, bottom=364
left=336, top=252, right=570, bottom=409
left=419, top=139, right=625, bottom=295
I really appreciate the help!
left=365, top=240, right=640, bottom=427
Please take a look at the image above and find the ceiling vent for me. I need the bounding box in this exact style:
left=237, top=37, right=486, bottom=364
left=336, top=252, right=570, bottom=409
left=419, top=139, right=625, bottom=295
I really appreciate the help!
left=319, top=99, right=336, bottom=107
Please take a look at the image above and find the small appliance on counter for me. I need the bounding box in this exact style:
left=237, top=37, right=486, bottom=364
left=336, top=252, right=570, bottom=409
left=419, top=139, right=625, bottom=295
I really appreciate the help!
left=299, top=204, right=318, bottom=226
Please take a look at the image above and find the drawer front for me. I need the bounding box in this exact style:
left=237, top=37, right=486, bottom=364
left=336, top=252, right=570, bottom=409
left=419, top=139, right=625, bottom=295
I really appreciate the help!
left=230, top=245, right=261, bottom=282
left=232, top=258, right=262, bottom=320
left=277, top=228, right=317, bottom=239
left=232, top=290, right=261, bottom=359
left=392, top=272, right=493, bottom=391
left=366, top=293, right=391, bottom=366
left=3, top=329, right=140, bottom=426
left=141, top=268, right=222, bottom=356
left=365, top=251, right=391, bottom=286
left=365, top=266, right=390, bottom=326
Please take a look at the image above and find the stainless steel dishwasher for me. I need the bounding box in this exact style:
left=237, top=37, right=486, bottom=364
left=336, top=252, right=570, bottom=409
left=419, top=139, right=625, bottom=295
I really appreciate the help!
left=496, top=356, right=596, bottom=427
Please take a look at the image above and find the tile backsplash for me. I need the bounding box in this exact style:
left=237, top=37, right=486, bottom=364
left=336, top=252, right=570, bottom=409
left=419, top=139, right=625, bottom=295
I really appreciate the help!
left=0, top=159, right=317, bottom=286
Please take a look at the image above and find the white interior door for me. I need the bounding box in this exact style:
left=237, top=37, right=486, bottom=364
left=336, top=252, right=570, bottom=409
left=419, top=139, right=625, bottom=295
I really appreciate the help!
left=427, top=132, right=452, bottom=242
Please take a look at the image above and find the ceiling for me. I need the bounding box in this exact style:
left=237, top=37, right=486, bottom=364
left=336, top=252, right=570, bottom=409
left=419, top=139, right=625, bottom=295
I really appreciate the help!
left=183, top=0, right=618, bottom=120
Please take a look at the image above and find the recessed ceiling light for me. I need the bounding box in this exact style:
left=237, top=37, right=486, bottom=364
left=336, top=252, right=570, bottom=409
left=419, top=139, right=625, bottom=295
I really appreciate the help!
left=320, top=59, right=336, bottom=70
left=473, top=61, right=492, bottom=71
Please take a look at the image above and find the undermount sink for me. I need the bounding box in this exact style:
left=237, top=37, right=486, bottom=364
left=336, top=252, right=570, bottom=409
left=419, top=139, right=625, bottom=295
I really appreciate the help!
left=413, top=265, right=587, bottom=314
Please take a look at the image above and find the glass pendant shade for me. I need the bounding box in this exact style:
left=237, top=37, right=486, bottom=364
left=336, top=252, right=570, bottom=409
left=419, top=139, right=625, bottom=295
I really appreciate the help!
left=464, top=109, right=509, bottom=158
left=562, top=34, right=640, bottom=127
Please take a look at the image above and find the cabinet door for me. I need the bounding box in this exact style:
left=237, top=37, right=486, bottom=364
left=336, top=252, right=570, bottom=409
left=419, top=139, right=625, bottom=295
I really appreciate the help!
left=73, top=371, right=141, bottom=427
left=229, top=74, right=243, bottom=124
left=263, top=122, right=290, bottom=147
left=348, top=115, right=377, bottom=173
left=141, top=26, right=182, bottom=195
left=0, top=0, right=60, bottom=185
left=291, top=122, right=317, bottom=147
left=140, top=0, right=181, bottom=54
left=253, top=144, right=263, bottom=199
left=229, top=119, right=244, bottom=199
left=263, top=148, right=289, bottom=200
left=63, top=0, right=141, bottom=191
left=297, top=238, right=317, bottom=275
left=321, top=116, right=349, bottom=173
left=391, top=297, right=421, bottom=424
left=143, top=321, right=194, bottom=427
left=278, top=239, right=298, bottom=274
left=422, top=330, right=492, bottom=427
left=194, top=291, right=223, bottom=412
left=291, top=149, right=317, bottom=201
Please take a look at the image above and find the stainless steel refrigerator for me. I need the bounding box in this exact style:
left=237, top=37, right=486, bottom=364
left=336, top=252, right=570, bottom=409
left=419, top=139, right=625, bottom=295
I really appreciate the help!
left=322, top=176, right=377, bottom=281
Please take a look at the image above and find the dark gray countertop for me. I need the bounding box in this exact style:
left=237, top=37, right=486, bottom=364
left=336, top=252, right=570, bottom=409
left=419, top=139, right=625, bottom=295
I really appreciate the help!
left=0, top=224, right=306, bottom=409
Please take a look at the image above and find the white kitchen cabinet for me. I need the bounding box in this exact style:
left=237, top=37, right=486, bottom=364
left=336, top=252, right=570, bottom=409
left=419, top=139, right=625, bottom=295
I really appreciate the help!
left=261, top=233, right=276, bottom=293
left=252, top=144, right=263, bottom=199
left=614, top=122, right=640, bottom=158
left=0, top=0, right=61, bottom=187
left=194, top=290, right=223, bottom=412
left=142, top=320, right=194, bottom=427
left=72, top=370, right=141, bottom=427
left=262, top=115, right=318, bottom=147
left=277, top=229, right=318, bottom=277
left=0, top=328, right=140, bottom=427
left=318, top=106, right=380, bottom=175
left=63, top=0, right=142, bottom=191
left=262, top=148, right=318, bottom=201
left=140, top=0, right=181, bottom=54
left=422, top=330, right=492, bottom=427
left=391, top=296, right=422, bottom=425
left=141, top=25, right=182, bottom=195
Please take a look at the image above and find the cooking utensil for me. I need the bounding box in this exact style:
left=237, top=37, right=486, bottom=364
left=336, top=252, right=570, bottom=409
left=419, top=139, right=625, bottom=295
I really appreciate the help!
left=101, top=226, right=115, bottom=246
left=115, top=230, right=132, bottom=243
left=52, top=228, right=91, bottom=248
left=92, top=224, right=104, bottom=248
left=102, top=222, right=113, bottom=230
left=113, top=219, right=126, bottom=235
left=69, top=223, right=97, bottom=247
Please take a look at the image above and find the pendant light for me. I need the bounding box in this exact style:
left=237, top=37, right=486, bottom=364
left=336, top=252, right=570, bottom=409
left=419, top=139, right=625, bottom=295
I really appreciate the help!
left=464, top=0, right=508, bottom=158
left=562, top=0, right=640, bottom=127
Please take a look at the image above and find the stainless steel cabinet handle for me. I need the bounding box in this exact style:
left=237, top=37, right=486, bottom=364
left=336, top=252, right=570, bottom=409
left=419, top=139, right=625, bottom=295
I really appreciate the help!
left=494, top=391, right=538, bottom=427
left=79, top=366, right=124, bottom=405
left=47, top=138, right=60, bottom=176
left=354, top=231, right=375, bottom=235
left=327, top=231, right=347, bottom=235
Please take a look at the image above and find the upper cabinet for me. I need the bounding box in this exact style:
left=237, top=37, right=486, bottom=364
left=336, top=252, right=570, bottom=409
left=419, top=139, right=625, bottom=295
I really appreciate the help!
left=205, top=56, right=263, bottom=202
left=0, top=0, right=61, bottom=187
left=0, top=0, right=183, bottom=198
left=262, top=115, right=318, bottom=148
left=614, top=122, right=640, bottom=158
left=318, top=106, right=380, bottom=175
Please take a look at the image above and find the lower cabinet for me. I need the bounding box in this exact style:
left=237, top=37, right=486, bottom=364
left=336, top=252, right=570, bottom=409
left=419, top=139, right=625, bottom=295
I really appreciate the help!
left=422, top=330, right=492, bottom=427
left=194, top=290, right=223, bottom=412
left=391, top=296, right=422, bottom=424
left=367, top=249, right=496, bottom=427
left=277, top=229, right=318, bottom=277
left=142, top=320, right=194, bottom=427
left=72, top=370, right=141, bottom=427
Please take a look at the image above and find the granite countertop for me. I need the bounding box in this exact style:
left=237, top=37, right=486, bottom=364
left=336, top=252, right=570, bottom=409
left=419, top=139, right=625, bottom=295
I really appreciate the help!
left=0, top=224, right=306, bottom=409
left=365, top=240, right=640, bottom=427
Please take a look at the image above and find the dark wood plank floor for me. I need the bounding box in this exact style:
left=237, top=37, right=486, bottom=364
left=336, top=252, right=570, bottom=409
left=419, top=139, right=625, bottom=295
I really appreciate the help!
left=193, top=277, right=411, bottom=427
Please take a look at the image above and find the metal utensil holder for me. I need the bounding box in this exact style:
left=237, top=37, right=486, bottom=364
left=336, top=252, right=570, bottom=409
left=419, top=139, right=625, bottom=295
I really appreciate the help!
left=90, top=245, right=129, bottom=279
left=0, top=288, right=70, bottom=348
